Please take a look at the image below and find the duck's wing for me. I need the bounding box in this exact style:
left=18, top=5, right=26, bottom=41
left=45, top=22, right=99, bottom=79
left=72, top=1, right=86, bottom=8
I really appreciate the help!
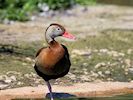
left=52, top=44, right=71, bottom=75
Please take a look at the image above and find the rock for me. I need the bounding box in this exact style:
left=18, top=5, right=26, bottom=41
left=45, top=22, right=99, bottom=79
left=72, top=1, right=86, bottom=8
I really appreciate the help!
left=10, top=76, right=17, bottom=81
left=6, top=71, right=20, bottom=75
left=108, top=50, right=118, bottom=57
left=71, top=49, right=91, bottom=56
left=99, top=49, right=108, bottom=53
left=4, top=79, right=12, bottom=83
left=17, top=81, right=24, bottom=85
left=25, top=57, right=32, bottom=62
left=98, top=71, right=104, bottom=77
left=124, top=59, right=131, bottom=67
left=95, top=62, right=106, bottom=69
left=107, top=78, right=113, bottom=81
left=90, top=71, right=99, bottom=77
left=127, top=49, right=132, bottom=54
left=128, top=68, right=133, bottom=74
left=118, top=52, right=125, bottom=57
left=0, top=80, right=9, bottom=90
left=105, top=70, right=111, bottom=75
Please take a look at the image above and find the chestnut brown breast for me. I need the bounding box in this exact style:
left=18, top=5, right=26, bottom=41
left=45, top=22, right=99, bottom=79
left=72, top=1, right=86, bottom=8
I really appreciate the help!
left=35, top=41, right=65, bottom=75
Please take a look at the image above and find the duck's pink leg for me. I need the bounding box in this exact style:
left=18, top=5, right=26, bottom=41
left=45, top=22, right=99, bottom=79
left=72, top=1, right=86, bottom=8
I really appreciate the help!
left=46, top=81, right=54, bottom=100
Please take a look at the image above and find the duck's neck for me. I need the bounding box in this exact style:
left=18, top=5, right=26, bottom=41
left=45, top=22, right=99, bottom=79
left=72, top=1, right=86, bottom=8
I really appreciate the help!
left=45, top=33, right=54, bottom=44
left=49, top=40, right=59, bottom=47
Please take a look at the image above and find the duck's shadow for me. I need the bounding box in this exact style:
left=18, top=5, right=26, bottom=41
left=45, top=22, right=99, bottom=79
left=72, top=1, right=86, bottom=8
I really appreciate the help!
left=46, top=92, right=76, bottom=99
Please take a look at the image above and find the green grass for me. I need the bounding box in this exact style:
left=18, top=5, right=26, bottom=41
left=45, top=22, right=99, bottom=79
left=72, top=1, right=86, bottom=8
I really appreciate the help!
left=76, top=0, right=97, bottom=5
left=0, top=29, right=133, bottom=86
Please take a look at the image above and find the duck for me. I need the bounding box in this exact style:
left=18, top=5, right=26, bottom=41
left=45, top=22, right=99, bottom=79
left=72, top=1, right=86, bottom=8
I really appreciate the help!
left=34, top=23, right=75, bottom=100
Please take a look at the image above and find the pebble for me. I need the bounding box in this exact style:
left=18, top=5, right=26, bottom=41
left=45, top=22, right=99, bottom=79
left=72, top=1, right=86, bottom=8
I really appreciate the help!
left=127, top=49, right=132, bottom=54
left=71, top=49, right=91, bottom=56
left=98, top=71, right=104, bottom=77
left=105, top=70, right=111, bottom=75
left=99, top=49, right=108, bottom=53
left=124, top=59, right=131, bottom=67
left=0, top=84, right=9, bottom=90
left=17, top=81, right=24, bottom=85
left=10, top=75, right=17, bottom=81
left=128, top=68, right=133, bottom=74
left=4, top=79, right=12, bottom=83
left=25, top=57, right=32, bottom=62
left=95, top=62, right=106, bottom=69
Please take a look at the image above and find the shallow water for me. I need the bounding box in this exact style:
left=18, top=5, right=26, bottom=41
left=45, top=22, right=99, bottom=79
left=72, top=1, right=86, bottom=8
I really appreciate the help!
left=13, top=94, right=133, bottom=100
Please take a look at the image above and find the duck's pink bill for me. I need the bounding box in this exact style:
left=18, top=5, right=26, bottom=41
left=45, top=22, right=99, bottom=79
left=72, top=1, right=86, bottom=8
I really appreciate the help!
left=63, top=31, right=76, bottom=40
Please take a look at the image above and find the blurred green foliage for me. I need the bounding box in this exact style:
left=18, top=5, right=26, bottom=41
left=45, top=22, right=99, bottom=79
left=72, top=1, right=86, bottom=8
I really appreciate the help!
left=76, top=0, right=97, bottom=5
left=0, top=0, right=97, bottom=21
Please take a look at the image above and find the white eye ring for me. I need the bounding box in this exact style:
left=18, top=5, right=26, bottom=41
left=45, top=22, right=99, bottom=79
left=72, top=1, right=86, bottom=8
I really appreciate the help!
left=57, top=27, right=60, bottom=31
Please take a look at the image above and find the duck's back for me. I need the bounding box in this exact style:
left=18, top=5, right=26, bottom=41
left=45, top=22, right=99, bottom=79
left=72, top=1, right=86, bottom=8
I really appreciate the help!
left=34, top=44, right=71, bottom=81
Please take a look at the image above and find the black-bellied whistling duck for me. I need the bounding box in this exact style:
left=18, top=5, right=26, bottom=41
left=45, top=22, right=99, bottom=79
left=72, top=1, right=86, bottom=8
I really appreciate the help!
left=34, top=23, right=75, bottom=100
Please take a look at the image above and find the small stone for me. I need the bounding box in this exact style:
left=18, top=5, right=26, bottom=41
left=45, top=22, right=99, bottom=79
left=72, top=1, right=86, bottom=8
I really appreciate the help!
left=0, top=81, right=9, bottom=90
left=105, top=70, right=111, bottom=75
left=127, top=49, right=132, bottom=54
left=91, top=72, right=98, bottom=77
left=128, top=68, right=133, bottom=74
left=71, top=49, right=91, bottom=56
left=107, top=78, right=113, bottom=81
left=26, top=57, right=32, bottom=62
left=98, top=71, right=104, bottom=77
left=118, top=52, right=125, bottom=57
left=4, top=79, right=12, bottom=83
left=95, top=62, right=106, bottom=69
left=17, top=81, right=23, bottom=85
left=10, top=76, right=16, bottom=81
left=99, top=49, right=108, bottom=53
left=124, top=59, right=131, bottom=67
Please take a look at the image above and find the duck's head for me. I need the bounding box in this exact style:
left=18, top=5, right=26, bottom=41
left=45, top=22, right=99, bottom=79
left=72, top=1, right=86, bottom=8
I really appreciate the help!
left=45, top=23, right=75, bottom=43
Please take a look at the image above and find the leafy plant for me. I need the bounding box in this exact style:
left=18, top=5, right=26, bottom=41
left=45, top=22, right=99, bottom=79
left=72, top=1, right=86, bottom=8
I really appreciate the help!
left=76, top=0, right=97, bottom=5
left=0, top=0, right=97, bottom=21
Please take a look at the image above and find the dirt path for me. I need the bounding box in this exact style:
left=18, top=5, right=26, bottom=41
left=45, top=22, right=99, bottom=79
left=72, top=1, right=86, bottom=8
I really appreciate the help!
left=1, top=82, right=133, bottom=100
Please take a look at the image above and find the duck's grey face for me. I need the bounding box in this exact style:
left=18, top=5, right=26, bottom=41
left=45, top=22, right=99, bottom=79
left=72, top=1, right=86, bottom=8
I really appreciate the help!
left=49, top=25, right=65, bottom=38
left=45, top=23, right=75, bottom=43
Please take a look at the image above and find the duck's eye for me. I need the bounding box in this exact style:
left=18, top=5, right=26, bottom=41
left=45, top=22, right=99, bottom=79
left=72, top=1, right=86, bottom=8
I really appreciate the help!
left=57, top=28, right=60, bottom=31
